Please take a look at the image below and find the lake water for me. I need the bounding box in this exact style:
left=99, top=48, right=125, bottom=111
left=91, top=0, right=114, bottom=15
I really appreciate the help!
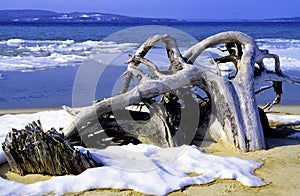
left=1, top=22, right=300, bottom=108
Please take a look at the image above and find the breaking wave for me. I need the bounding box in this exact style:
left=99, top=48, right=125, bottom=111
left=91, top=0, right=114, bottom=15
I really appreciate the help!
left=0, top=38, right=300, bottom=73
left=0, top=39, right=139, bottom=72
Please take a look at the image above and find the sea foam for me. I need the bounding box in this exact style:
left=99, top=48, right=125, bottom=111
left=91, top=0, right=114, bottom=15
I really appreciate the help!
left=0, top=38, right=300, bottom=74
left=0, top=39, right=139, bottom=72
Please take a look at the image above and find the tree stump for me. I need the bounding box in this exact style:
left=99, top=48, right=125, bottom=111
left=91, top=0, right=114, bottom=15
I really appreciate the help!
left=2, top=120, right=101, bottom=176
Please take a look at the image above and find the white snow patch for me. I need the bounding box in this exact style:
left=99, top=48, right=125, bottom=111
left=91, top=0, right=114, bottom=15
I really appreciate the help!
left=267, top=114, right=300, bottom=124
left=267, top=114, right=300, bottom=139
left=0, top=144, right=265, bottom=195
left=0, top=110, right=73, bottom=138
left=0, top=110, right=266, bottom=195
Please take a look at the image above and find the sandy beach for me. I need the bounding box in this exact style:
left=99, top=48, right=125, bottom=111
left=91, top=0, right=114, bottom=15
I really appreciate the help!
left=0, top=105, right=299, bottom=195
left=1, top=3, right=300, bottom=196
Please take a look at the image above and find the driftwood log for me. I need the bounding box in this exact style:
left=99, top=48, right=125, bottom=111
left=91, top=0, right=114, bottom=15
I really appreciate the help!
left=61, top=31, right=300, bottom=152
left=5, top=31, right=300, bottom=176
left=2, top=121, right=100, bottom=176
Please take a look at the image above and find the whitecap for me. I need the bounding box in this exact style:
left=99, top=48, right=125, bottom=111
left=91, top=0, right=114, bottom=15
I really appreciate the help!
left=62, top=40, right=75, bottom=45
left=7, top=39, right=25, bottom=46
left=256, top=38, right=300, bottom=49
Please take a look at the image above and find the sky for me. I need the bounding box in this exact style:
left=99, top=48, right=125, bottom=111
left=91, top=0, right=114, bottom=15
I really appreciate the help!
left=0, top=0, right=299, bottom=20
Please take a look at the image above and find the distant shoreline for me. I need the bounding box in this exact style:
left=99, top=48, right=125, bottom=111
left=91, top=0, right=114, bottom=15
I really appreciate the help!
left=0, top=9, right=300, bottom=23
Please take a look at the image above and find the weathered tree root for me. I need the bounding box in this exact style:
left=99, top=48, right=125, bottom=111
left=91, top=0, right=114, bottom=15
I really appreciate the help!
left=62, top=31, right=300, bottom=152
left=2, top=120, right=101, bottom=176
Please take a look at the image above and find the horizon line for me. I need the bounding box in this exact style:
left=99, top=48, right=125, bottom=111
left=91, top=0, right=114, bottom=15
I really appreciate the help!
left=0, top=9, right=299, bottom=22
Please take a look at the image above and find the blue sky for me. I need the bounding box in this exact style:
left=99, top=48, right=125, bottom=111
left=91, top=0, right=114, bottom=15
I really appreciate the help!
left=0, top=0, right=299, bottom=20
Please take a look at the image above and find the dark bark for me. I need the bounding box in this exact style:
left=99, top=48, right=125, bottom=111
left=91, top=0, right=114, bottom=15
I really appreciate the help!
left=2, top=120, right=101, bottom=176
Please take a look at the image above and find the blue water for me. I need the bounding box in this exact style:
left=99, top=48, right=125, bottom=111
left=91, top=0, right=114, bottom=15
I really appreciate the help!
left=1, top=22, right=300, bottom=108
left=1, top=22, right=300, bottom=41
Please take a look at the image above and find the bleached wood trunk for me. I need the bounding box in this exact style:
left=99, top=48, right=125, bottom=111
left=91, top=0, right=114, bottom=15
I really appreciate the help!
left=62, top=32, right=300, bottom=152
left=182, top=32, right=265, bottom=151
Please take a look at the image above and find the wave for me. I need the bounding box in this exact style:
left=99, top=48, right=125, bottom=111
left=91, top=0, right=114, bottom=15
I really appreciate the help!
left=256, top=38, right=300, bottom=49
left=199, top=38, right=300, bottom=72
left=0, top=39, right=139, bottom=72
left=6, top=39, right=25, bottom=46
left=254, top=38, right=300, bottom=71
left=0, top=38, right=300, bottom=73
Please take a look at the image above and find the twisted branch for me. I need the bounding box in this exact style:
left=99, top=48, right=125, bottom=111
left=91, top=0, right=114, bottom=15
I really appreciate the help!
left=62, top=31, right=300, bottom=152
left=121, top=34, right=185, bottom=93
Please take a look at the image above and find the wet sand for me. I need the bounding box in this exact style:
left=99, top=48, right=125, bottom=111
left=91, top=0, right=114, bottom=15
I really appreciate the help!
left=264, top=104, right=300, bottom=115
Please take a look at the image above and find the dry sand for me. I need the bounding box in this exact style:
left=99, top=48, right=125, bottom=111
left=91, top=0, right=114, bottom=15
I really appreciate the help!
left=0, top=106, right=299, bottom=196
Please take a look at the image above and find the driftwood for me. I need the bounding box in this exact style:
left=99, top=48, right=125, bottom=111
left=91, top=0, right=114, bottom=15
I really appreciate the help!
left=5, top=31, right=300, bottom=176
left=60, top=31, right=300, bottom=152
left=2, top=121, right=100, bottom=176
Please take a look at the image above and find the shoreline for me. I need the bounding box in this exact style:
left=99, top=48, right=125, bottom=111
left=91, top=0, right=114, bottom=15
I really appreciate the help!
left=0, top=107, right=62, bottom=115
left=1, top=104, right=300, bottom=115
left=263, top=104, right=300, bottom=115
